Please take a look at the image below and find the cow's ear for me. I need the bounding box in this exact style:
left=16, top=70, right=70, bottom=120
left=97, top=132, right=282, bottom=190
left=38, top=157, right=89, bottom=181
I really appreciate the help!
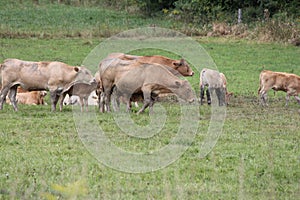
left=180, top=58, right=185, bottom=65
left=74, top=67, right=79, bottom=72
left=173, top=59, right=185, bottom=68
left=173, top=61, right=181, bottom=68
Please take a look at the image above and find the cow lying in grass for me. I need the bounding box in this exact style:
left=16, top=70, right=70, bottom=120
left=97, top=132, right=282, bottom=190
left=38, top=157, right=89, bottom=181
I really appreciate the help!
left=6, top=87, right=47, bottom=105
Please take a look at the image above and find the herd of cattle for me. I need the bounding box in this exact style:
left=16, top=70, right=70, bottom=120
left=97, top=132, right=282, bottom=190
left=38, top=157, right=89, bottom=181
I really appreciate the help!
left=0, top=53, right=299, bottom=113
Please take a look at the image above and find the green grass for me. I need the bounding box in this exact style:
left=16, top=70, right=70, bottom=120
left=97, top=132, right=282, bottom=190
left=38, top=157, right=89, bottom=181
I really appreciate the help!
left=0, top=37, right=299, bottom=199
left=0, top=1, right=178, bottom=38
left=0, top=2, right=299, bottom=199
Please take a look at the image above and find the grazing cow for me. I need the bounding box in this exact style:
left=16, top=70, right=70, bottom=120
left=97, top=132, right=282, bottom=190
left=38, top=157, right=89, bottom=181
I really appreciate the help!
left=258, top=70, right=300, bottom=106
left=219, top=73, right=234, bottom=105
left=99, top=53, right=194, bottom=112
left=7, top=90, right=47, bottom=105
left=98, top=58, right=137, bottom=112
left=0, top=59, right=94, bottom=111
left=199, top=68, right=231, bottom=106
left=59, top=80, right=98, bottom=112
left=114, top=63, right=195, bottom=114
left=106, top=53, right=194, bottom=77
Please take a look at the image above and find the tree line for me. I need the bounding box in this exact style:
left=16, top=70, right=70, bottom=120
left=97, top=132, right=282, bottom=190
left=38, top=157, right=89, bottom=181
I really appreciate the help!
left=29, top=0, right=299, bottom=25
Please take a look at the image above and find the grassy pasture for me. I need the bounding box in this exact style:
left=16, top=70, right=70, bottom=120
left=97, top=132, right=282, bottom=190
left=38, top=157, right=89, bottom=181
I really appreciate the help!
left=0, top=2, right=299, bottom=199
left=0, top=37, right=299, bottom=199
left=0, top=1, right=178, bottom=38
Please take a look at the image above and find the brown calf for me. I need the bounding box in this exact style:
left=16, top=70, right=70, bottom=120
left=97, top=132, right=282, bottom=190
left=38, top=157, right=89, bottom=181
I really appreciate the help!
left=258, top=70, right=300, bottom=106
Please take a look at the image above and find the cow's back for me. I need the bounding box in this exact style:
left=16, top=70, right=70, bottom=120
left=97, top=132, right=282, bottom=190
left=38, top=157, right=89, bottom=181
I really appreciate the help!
left=117, top=63, right=184, bottom=94
left=103, top=53, right=193, bottom=76
left=200, top=68, right=223, bottom=88
left=99, top=58, right=140, bottom=87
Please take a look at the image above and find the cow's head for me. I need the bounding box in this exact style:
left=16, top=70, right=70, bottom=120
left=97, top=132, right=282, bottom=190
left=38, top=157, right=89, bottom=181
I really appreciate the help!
left=74, top=66, right=94, bottom=84
left=225, top=92, right=233, bottom=105
left=174, top=80, right=195, bottom=103
left=172, top=59, right=194, bottom=76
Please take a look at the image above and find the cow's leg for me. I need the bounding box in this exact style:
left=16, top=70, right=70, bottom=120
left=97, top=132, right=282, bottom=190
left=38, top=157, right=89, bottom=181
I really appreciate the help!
left=148, top=96, right=156, bottom=115
left=78, top=97, right=84, bottom=112
left=0, top=86, right=10, bottom=110
left=59, top=92, right=67, bottom=112
left=114, top=87, right=125, bottom=112
left=99, top=92, right=105, bottom=112
left=84, top=97, right=89, bottom=112
left=215, top=87, right=221, bottom=106
left=259, top=85, right=272, bottom=106
left=126, top=96, right=132, bottom=112
left=111, top=87, right=120, bottom=112
left=294, top=96, right=300, bottom=104
left=207, top=88, right=212, bottom=105
left=50, top=90, right=59, bottom=112
left=286, top=89, right=298, bottom=106
left=200, top=86, right=205, bottom=105
left=137, top=89, right=151, bottom=115
left=96, top=89, right=102, bottom=111
left=104, top=90, right=112, bottom=112
left=116, top=97, right=121, bottom=111
left=260, top=90, right=268, bottom=106
left=127, top=99, right=133, bottom=112
left=126, top=102, right=131, bottom=112
left=285, top=94, right=290, bottom=106
left=115, top=89, right=131, bottom=112
left=8, top=85, right=18, bottom=111
left=216, top=87, right=226, bottom=106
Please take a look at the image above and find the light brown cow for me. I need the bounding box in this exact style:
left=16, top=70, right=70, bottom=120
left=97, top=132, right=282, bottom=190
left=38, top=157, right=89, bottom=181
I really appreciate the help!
left=99, top=53, right=194, bottom=112
left=200, top=68, right=232, bottom=106
left=7, top=91, right=47, bottom=105
left=0, top=59, right=94, bottom=111
left=220, top=73, right=234, bottom=105
left=98, top=58, right=139, bottom=112
left=258, top=70, right=300, bottom=106
left=106, top=53, right=194, bottom=77
left=59, top=80, right=98, bottom=112
left=114, top=63, right=195, bottom=114
left=63, top=91, right=98, bottom=106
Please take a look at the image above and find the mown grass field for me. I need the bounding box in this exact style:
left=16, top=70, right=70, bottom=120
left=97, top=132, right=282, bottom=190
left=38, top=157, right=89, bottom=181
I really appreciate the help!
left=0, top=1, right=300, bottom=200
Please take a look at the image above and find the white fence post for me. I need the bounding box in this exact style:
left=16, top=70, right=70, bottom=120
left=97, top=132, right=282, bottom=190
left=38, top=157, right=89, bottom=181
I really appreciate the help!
left=238, top=8, right=242, bottom=24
